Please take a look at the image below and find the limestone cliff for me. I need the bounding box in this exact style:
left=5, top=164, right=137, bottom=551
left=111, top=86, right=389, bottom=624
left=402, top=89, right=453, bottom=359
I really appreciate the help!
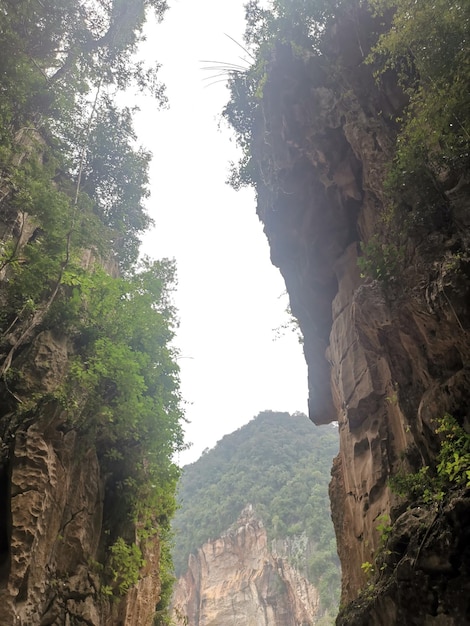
left=0, top=318, right=162, bottom=625
left=0, top=3, right=186, bottom=621
left=242, top=4, right=470, bottom=624
left=0, top=113, right=181, bottom=626
left=172, top=506, right=321, bottom=626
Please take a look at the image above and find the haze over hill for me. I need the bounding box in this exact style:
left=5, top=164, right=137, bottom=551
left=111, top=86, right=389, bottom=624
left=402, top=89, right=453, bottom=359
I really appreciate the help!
left=172, top=410, right=340, bottom=618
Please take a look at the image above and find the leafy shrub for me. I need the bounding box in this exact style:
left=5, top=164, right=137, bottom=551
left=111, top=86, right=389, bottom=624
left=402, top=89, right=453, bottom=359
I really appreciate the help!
left=390, top=414, right=470, bottom=504
left=357, top=236, right=404, bottom=285
left=108, top=537, right=145, bottom=596
left=369, top=0, right=470, bottom=232
left=436, top=414, right=470, bottom=487
left=389, top=466, right=440, bottom=504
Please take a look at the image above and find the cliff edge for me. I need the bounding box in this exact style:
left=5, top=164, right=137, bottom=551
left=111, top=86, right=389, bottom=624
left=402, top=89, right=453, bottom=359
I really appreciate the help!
left=0, top=1, right=185, bottom=622
left=225, top=1, right=470, bottom=623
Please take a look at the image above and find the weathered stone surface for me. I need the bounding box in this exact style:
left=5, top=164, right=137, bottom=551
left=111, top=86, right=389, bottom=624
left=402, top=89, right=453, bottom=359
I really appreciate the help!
left=336, top=490, right=470, bottom=625
left=251, top=7, right=470, bottom=623
left=172, top=506, right=320, bottom=626
left=0, top=414, right=105, bottom=625
left=0, top=328, right=162, bottom=625
left=119, top=534, right=162, bottom=626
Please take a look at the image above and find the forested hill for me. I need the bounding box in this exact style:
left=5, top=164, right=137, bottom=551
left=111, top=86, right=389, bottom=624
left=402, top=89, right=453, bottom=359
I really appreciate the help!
left=172, top=410, right=340, bottom=613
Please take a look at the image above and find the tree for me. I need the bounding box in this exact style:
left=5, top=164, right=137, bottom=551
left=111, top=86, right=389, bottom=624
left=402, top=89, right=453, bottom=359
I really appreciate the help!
left=0, top=1, right=184, bottom=619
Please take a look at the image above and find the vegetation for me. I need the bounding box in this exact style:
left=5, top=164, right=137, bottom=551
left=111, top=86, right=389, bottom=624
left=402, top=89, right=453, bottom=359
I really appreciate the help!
left=356, top=236, right=403, bottom=286
left=369, top=0, right=470, bottom=231
left=224, top=0, right=468, bottom=285
left=0, top=0, right=185, bottom=619
left=390, top=414, right=470, bottom=504
left=222, top=0, right=352, bottom=190
left=223, top=0, right=470, bottom=292
left=221, top=5, right=470, bottom=613
left=355, top=415, right=470, bottom=608
left=108, top=537, right=146, bottom=595
left=172, top=411, right=340, bottom=616
left=359, top=0, right=470, bottom=282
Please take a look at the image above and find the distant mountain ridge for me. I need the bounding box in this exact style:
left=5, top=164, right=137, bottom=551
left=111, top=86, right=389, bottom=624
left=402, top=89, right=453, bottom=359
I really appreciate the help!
left=172, top=410, right=340, bottom=616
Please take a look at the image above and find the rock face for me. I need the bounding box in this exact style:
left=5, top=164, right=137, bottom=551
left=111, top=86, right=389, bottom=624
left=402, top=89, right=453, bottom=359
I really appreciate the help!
left=171, top=506, right=320, bottom=626
left=249, top=6, right=470, bottom=624
left=0, top=216, right=163, bottom=626
left=0, top=327, right=161, bottom=625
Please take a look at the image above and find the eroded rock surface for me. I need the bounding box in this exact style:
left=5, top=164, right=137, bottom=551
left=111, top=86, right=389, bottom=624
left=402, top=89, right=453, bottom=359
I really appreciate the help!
left=250, top=7, right=470, bottom=624
left=172, top=506, right=320, bottom=626
left=337, top=490, right=470, bottom=626
left=0, top=329, right=161, bottom=625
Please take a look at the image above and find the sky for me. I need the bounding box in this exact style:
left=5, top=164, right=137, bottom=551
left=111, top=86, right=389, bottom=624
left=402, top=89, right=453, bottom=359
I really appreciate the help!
left=132, top=0, right=308, bottom=465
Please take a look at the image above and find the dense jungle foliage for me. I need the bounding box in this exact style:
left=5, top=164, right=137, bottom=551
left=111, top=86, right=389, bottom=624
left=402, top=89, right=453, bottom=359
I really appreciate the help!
left=173, top=411, right=340, bottom=617
left=0, top=0, right=185, bottom=618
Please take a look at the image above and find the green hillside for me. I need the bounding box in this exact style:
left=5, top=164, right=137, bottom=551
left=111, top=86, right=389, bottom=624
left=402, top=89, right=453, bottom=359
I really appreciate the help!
left=172, top=410, right=340, bottom=614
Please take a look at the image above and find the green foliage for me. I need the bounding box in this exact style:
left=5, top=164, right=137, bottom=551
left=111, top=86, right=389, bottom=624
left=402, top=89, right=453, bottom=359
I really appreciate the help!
left=154, top=533, right=178, bottom=625
left=225, top=0, right=469, bottom=255
left=274, top=303, right=304, bottom=344
left=370, top=416, right=470, bottom=597
left=368, top=0, right=470, bottom=230
left=108, top=537, right=145, bottom=595
left=361, top=561, right=374, bottom=576
left=223, top=69, right=262, bottom=190
left=0, top=0, right=168, bottom=270
left=359, top=515, right=392, bottom=587
left=357, top=236, right=403, bottom=285
left=389, top=466, right=440, bottom=504
left=375, top=514, right=392, bottom=544
left=243, top=0, right=343, bottom=51
left=436, top=414, right=470, bottom=487
left=100, top=584, right=114, bottom=597
left=56, top=258, right=185, bottom=554
left=0, top=1, right=185, bottom=618
left=390, top=414, right=470, bottom=504
left=223, top=0, right=343, bottom=190
left=172, top=411, right=340, bottom=614
left=67, top=99, right=154, bottom=268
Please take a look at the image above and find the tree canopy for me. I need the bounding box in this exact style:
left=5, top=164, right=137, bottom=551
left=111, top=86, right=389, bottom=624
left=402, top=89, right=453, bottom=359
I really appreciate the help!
left=0, top=0, right=168, bottom=268
left=368, top=0, right=470, bottom=229
left=224, top=0, right=470, bottom=231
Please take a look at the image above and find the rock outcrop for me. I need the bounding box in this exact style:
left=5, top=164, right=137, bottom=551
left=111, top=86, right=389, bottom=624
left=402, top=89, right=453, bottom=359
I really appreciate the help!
left=0, top=327, right=162, bottom=625
left=0, top=2, right=187, bottom=620
left=172, top=506, right=321, bottom=626
left=0, top=200, right=166, bottom=624
left=249, top=5, right=470, bottom=624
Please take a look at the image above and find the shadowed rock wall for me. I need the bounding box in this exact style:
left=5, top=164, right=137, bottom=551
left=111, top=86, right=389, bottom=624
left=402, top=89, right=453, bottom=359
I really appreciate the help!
left=0, top=242, right=161, bottom=625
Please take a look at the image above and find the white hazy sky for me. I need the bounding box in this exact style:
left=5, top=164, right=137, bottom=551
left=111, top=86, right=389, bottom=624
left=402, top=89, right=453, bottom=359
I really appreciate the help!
left=133, top=0, right=308, bottom=465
